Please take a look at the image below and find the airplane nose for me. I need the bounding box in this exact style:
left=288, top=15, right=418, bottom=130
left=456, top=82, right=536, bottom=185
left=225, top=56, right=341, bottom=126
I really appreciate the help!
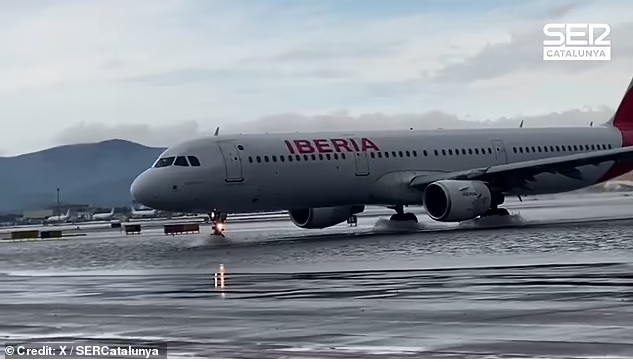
left=130, top=171, right=154, bottom=207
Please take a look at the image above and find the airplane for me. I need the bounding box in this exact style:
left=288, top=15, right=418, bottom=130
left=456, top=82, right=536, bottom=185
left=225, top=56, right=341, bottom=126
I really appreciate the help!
left=129, top=205, right=158, bottom=218
left=130, top=76, right=633, bottom=236
left=603, top=179, right=633, bottom=191
left=91, top=208, right=115, bottom=221
left=46, top=209, right=71, bottom=223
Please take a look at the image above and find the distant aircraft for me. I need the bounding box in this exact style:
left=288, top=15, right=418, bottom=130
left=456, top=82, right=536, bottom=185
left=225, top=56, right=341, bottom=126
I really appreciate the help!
left=91, top=208, right=115, bottom=221
left=131, top=76, right=633, bottom=235
left=129, top=206, right=158, bottom=218
left=46, top=209, right=71, bottom=223
left=603, top=179, right=633, bottom=191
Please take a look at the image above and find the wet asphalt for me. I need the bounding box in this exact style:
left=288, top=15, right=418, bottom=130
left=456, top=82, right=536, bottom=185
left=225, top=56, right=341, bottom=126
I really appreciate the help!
left=1, top=195, right=633, bottom=358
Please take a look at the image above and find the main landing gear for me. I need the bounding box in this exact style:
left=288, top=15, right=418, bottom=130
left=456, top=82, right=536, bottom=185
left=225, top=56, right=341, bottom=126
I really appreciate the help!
left=480, top=207, right=510, bottom=217
left=480, top=193, right=509, bottom=218
left=388, top=205, right=418, bottom=222
left=209, top=211, right=227, bottom=237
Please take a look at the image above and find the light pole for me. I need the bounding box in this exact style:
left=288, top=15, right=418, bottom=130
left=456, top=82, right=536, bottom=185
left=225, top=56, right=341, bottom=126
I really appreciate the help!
left=56, top=188, right=60, bottom=219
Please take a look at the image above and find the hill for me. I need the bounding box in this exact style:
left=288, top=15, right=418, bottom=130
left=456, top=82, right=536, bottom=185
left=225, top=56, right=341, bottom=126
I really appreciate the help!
left=0, top=140, right=165, bottom=212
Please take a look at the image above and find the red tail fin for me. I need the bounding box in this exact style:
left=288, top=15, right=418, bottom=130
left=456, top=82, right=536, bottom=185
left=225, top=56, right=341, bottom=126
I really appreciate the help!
left=608, top=77, right=633, bottom=130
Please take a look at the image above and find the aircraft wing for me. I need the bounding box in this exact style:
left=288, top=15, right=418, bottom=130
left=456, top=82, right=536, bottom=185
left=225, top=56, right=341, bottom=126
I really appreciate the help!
left=409, top=145, right=633, bottom=192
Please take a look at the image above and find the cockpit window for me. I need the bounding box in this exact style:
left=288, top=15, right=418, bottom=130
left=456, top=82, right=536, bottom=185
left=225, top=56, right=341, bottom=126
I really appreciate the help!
left=187, top=156, right=201, bottom=166
left=174, top=156, right=189, bottom=167
left=154, top=157, right=175, bottom=168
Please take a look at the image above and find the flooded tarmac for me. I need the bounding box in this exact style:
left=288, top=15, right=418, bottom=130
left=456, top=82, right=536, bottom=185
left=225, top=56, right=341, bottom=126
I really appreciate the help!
left=2, top=195, right=633, bottom=357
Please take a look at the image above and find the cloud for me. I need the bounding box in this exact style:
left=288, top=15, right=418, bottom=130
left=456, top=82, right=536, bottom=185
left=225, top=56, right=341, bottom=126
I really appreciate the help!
left=428, top=2, right=633, bottom=84
left=43, top=106, right=613, bottom=153
left=0, top=0, right=632, bottom=155
left=227, top=107, right=613, bottom=134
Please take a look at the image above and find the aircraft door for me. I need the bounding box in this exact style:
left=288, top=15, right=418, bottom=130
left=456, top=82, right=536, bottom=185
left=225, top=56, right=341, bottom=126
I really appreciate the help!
left=354, top=151, right=370, bottom=176
left=217, top=141, right=244, bottom=182
left=491, top=139, right=508, bottom=164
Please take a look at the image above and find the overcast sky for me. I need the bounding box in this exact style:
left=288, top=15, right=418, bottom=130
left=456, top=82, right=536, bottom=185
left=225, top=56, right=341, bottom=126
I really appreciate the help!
left=0, top=0, right=631, bottom=156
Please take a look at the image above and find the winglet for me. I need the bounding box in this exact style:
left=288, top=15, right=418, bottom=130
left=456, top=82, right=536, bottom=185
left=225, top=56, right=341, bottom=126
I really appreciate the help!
left=214, top=127, right=220, bottom=136
left=605, top=76, right=633, bottom=130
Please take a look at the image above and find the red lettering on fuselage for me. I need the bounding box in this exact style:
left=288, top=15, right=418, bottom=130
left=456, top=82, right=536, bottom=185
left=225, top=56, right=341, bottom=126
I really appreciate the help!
left=284, top=140, right=295, bottom=154
left=348, top=138, right=360, bottom=152
left=360, top=138, right=380, bottom=152
left=293, top=140, right=315, bottom=154
left=331, top=139, right=353, bottom=152
left=284, top=138, right=380, bottom=153
left=313, top=139, right=333, bottom=153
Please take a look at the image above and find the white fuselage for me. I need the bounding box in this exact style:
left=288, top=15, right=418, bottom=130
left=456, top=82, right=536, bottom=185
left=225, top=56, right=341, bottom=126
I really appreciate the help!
left=130, top=127, right=626, bottom=214
left=92, top=210, right=114, bottom=220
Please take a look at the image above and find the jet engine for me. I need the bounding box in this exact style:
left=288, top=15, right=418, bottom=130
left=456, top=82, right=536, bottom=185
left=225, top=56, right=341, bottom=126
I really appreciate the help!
left=422, top=180, right=492, bottom=222
left=288, top=205, right=365, bottom=229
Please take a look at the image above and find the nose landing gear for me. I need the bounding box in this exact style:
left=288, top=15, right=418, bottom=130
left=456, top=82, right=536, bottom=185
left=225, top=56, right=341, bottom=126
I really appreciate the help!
left=209, top=211, right=227, bottom=237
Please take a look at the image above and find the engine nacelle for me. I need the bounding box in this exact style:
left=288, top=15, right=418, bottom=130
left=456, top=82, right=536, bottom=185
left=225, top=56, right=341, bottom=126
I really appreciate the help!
left=288, top=205, right=365, bottom=229
left=422, top=180, right=492, bottom=222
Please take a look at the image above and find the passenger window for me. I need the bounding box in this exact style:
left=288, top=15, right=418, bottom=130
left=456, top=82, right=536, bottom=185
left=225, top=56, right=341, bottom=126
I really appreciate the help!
left=174, top=156, right=189, bottom=167
left=434, top=150, right=439, bottom=156
left=461, top=148, right=466, bottom=155
left=154, top=157, right=175, bottom=168
left=334, top=153, right=339, bottom=160
left=385, top=152, right=390, bottom=158
left=475, top=148, right=479, bottom=155
left=319, top=154, right=324, bottom=160
left=555, top=146, right=560, bottom=152
left=480, top=148, right=486, bottom=154
left=370, top=152, right=375, bottom=158
left=513, top=147, right=517, bottom=153
left=405, top=151, right=410, bottom=157
left=488, top=147, right=493, bottom=154
left=295, top=155, right=301, bottom=161
left=326, top=154, right=331, bottom=160
left=280, top=155, right=285, bottom=162
left=377, top=152, right=383, bottom=158
left=537, top=146, right=542, bottom=152
left=311, top=154, right=317, bottom=160
left=341, top=153, right=346, bottom=159
left=525, top=147, right=530, bottom=153
left=422, top=150, right=427, bottom=156
left=392, top=151, right=397, bottom=157
left=187, top=156, right=201, bottom=166
left=468, top=149, right=473, bottom=155
left=399, top=151, right=404, bottom=157
left=448, top=149, right=453, bottom=156
left=272, top=155, right=277, bottom=162
left=303, top=155, right=309, bottom=161
left=248, top=156, right=253, bottom=163
left=454, top=149, right=459, bottom=155
left=256, top=156, right=262, bottom=163
left=288, top=155, right=293, bottom=162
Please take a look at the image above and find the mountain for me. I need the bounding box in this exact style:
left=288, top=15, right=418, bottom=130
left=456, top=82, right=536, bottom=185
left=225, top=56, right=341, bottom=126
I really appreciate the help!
left=0, top=139, right=165, bottom=212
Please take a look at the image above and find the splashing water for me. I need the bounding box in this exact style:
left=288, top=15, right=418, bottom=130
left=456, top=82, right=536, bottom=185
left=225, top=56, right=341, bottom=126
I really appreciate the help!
left=372, top=218, right=426, bottom=233
left=458, top=213, right=527, bottom=229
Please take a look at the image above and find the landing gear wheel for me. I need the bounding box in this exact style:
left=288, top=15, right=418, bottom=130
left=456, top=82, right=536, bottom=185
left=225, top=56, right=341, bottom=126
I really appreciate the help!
left=481, top=208, right=510, bottom=218
left=389, top=212, right=418, bottom=222
left=496, top=208, right=510, bottom=216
